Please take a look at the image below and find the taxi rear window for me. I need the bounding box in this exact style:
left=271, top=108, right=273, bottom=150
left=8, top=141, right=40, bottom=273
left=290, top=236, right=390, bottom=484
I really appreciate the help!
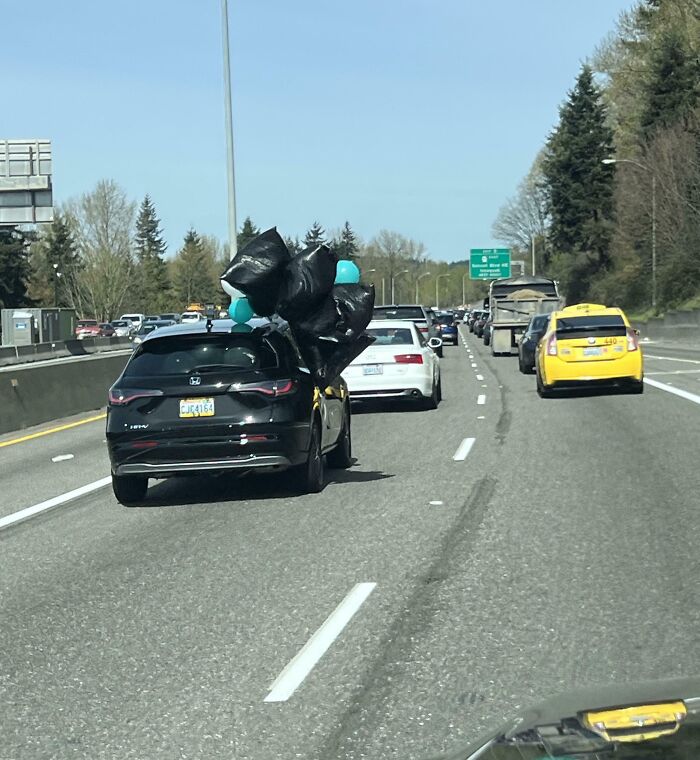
left=556, top=314, right=626, bottom=339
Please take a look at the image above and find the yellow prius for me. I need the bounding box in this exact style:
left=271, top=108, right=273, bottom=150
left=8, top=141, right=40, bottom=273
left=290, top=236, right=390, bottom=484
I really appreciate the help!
left=536, top=303, right=644, bottom=397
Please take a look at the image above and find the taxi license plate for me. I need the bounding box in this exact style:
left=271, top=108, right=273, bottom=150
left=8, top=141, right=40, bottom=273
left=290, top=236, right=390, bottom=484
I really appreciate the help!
left=179, top=397, right=215, bottom=418
left=583, top=347, right=603, bottom=356
left=363, top=364, right=383, bottom=375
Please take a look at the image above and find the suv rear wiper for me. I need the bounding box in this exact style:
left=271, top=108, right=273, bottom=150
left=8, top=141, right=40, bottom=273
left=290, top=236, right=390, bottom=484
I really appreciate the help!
left=190, top=364, right=245, bottom=372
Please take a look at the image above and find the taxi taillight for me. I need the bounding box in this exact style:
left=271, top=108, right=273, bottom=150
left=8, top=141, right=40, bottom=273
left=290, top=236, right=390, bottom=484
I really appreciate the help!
left=546, top=334, right=558, bottom=356
left=626, top=328, right=639, bottom=352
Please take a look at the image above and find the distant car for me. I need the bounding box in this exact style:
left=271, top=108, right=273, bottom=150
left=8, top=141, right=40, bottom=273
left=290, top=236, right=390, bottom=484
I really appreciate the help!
left=131, top=319, right=177, bottom=345
left=75, top=319, right=101, bottom=339
left=434, top=313, right=458, bottom=345
left=144, top=315, right=161, bottom=323
left=474, top=311, right=489, bottom=338
left=120, top=313, right=146, bottom=331
left=372, top=305, right=443, bottom=357
left=110, top=319, right=134, bottom=338
left=181, top=311, right=204, bottom=324
left=159, top=313, right=181, bottom=323
left=518, top=313, right=550, bottom=374
left=99, top=322, right=116, bottom=337
left=482, top=316, right=493, bottom=346
left=342, top=320, right=442, bottom=409
left=467, top=310, right=483, bottom=332
left=453, top=309, right=466, bottom=324
left=536, top=303, right=644, bottom=397
left=106, top=318, right=352, bottom=505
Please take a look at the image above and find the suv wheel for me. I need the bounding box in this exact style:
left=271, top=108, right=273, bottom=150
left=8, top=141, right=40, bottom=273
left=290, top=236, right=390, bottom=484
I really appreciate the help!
left=112, top=474, right=148, bottom=506
left=294, top=419, right=325, bottom=493
left=327, top=406, right=352, bottom=469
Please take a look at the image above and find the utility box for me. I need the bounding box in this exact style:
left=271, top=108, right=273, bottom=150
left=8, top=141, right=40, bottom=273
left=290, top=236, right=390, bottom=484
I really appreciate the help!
left=1, top=308, right=76, bottom=345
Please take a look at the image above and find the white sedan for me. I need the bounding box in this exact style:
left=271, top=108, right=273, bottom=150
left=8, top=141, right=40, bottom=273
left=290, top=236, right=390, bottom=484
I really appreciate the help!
left=343, top=320, right=442, bottom=408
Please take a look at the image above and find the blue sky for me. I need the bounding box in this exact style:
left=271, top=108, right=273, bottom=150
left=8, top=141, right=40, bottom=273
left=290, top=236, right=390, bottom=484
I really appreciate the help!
left=3, top=0, right=633, bottom=261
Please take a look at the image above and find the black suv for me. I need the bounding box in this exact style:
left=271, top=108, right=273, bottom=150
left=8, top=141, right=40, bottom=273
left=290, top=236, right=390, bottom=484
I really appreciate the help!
left=106, top=319, right=352, bottom=505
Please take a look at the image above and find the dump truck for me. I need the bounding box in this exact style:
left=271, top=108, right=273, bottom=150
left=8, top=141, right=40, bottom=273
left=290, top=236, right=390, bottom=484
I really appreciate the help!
left=486, top=275, right=561, bottom=356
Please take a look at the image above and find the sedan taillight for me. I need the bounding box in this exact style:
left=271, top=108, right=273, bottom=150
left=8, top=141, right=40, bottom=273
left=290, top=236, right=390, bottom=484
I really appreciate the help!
left=108, top=388, right=164, bottom=406
left=626, top=328, right=639, bottom=352
left=394, top=354, right=424, bottom=364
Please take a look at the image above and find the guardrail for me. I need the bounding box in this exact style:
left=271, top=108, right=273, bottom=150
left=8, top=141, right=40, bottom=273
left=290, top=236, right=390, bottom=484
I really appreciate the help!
left=0, top=336, right=132, bottom=367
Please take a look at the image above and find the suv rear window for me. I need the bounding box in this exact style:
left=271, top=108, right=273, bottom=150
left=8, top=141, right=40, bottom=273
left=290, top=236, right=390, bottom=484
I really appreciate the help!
left=77, top=320, right=97, bottom=327
left=373, top=306, right=424, bottom=320
left=436, top=315, right=454, bottom=325
left=124, top=334, right=280, bottom=376
left=556, top=314, right=626, bottom=339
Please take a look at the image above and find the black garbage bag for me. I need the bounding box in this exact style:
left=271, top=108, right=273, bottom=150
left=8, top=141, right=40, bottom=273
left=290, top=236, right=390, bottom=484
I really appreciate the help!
left=290, top=295, right=339, bottom=343
left=277, top=244, right=338, bottom=322
left=332, top=284, right=375, bottom=340
left=316, top=333, right=376, bottom=385
left=220, top=228, right=291, bottom=316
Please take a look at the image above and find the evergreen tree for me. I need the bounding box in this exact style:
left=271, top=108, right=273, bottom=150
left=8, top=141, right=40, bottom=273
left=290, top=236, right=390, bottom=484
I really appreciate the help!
left=134, top=195, right=170, bottom=312
left=284, top=236, right=302, bottom=255
left=173, top=228, right=217, bottom=307
left=542, top=66, right=615, bottom=302
left=333, top=221, right=359, bottom=260
left=0, top=227, right=34, bottom=309
left=237, top=216, right=260, bottom=252
left=30, top=212, right=80, bottom=307
left=303, top=221, right=326, bottom=247
left=640, top=28, right=699, bottom=137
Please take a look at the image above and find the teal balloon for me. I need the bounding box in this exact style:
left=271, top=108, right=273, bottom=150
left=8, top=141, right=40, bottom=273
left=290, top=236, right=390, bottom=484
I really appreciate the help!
left=228, top=297, right=254, bottom=323
left=335, top=260, right=361, bottom=284
left=230, top=323, right=253, bottom=333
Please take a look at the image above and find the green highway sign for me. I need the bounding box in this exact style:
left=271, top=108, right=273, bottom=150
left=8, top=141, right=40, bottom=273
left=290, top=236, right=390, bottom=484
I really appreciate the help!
left=469, top=248, right=511, bottom=279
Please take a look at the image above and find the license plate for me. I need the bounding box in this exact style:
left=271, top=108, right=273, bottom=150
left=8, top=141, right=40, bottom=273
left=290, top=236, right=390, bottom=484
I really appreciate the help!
left=179, top=397, right=215, bottom=418
left=363, top=364, right=383, bottom=375
left=583, top=347, right=603, bottom=356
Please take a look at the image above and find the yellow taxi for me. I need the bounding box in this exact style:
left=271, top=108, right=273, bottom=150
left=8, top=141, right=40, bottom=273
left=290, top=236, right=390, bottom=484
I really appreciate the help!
left=535, top=303, right=644, bottom=396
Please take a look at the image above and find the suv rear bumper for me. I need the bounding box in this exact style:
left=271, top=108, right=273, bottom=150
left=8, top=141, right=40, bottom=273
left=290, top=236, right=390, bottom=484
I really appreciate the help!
left=115, top=453, right=291, bottom=476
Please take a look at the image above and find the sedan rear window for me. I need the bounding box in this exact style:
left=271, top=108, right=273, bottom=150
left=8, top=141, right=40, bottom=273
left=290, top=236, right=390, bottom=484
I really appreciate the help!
left=77, top=320, right=98, bottom=327
left=373, top=307, right=424, bottom=320
left=556, top=314, right=626, bottom=338
left=124, top=334, right=280, bottom=377
left=436, top=315, right=454, bottom=325
left=366, top=327, right=415, bottom=346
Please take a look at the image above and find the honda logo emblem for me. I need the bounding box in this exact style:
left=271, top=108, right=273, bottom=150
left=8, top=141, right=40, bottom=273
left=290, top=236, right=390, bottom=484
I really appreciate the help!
left=189, top=376, right=201, bottom=386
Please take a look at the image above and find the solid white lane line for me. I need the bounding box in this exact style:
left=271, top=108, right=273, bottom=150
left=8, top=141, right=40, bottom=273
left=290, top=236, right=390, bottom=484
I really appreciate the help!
left=644, top=354, right=700, bottom=364
left=477, top=394, right=486, bottom=405
left=646, top=369, right=700, bottom=376
left=0, top=476, right=112, bottom=530
left=264, top=582, right=376, bottom=703
left=476, top=374, right=484, bottom=381
left=644, top=377, right=700, bottom=405
left=452, top=437, right=476, bottom=461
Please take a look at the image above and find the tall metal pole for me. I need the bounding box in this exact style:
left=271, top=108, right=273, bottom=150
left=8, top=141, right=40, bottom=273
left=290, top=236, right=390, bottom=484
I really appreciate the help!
left=462, top=274, right=466, bottom=306
left=435, top=274, right=450, bottom=309
left=221, top=0, right=238, bottom=260
left=391, top=276, right=396, bottom=305
left=381, top=278, right=386, bottom=305
left=416, top=271, right=431, bottom=303
left=531, top=236, right=536, bottom=276
left=651, top=173, right=657, bottom=313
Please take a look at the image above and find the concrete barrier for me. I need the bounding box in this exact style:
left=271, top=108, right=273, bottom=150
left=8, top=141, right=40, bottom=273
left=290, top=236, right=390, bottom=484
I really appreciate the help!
left=634, top=308, right=700, bottom=345
left=0, top=336, right=131, bottom=367
left=0, top=352, right=131, bottom=435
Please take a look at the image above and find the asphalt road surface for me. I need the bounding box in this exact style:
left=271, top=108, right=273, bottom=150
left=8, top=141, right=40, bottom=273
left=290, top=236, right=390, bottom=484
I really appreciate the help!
left=1, top=330, right=699, bottom=760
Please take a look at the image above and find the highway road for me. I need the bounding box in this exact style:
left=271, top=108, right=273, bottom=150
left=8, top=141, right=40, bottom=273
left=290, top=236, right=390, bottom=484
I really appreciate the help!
left=1, top=328, right=699, bottom=760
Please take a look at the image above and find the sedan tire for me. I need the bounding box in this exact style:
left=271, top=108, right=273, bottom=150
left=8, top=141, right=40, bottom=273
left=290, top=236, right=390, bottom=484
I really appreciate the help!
left=112, top=474, right=148, bottom=506
left=327, top=406, right=352, bottom=469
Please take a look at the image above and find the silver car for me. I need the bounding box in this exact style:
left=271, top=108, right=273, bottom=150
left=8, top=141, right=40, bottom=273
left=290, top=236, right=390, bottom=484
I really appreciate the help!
left=110, top=319, right=134, bottom=338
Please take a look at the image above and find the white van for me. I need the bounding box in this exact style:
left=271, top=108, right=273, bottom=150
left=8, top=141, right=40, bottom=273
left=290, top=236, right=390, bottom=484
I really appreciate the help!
left=180, top=311, right=204, bottom=323
left=120, top=313, right=146, bottom=331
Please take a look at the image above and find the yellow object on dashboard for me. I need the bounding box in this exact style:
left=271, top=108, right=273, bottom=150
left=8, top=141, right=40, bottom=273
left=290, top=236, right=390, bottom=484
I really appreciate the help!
left=583, top=700, right=687, bottom=743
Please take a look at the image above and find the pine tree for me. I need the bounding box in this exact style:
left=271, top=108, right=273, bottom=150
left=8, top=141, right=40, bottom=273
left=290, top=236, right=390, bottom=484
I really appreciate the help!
left=284, top=236, right=302, bottom=255
left=173, top=228, right=217, bottom=307
left=640, top=28, right=699, bottom=137
left=0, top=227, right=34, bottom=309
left=134, top=195, right=170, bottom=313
left=303, top=221, right=326, bottom=247
left=542, top=66, right=615, bottom=302
left=29, top=212, right=80, bottom=307
left=334, top=221, right=359, bottom=260
left=237, top=216, right=260, bottom=252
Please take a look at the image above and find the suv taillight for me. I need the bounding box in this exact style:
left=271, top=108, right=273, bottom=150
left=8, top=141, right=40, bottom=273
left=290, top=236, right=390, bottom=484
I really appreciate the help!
left=626, top=328, right=639, bottom=352
left=546, top=334, right=558, bottom=356
left=230, top=379, right=297, bottom=396
left=394, top=354, right=423, bottom=364
left=108, top=388, right=164, bottom=406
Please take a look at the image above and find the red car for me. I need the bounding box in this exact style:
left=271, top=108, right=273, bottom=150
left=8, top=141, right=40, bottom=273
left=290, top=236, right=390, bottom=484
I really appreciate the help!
left=75, top=319, right=101, bottom=339
left=99, top=322, right=116, bottom=337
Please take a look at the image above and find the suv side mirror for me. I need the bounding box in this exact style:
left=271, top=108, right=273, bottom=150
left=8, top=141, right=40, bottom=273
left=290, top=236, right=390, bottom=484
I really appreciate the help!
left=428, top=337, right=443, bottom=350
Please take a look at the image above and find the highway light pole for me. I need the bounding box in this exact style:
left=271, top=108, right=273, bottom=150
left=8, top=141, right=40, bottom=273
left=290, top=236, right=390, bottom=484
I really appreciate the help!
left=221, top=0, right=238, bottom=260
left=415, top=271, right=431, bottom=304
left=462, top=273, right=468, bottom=306
left=603, top=158, right=656, bottom=311
left=435, top=274, right=450, bottom=310
left=391, top=269, right=409, bottom=305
